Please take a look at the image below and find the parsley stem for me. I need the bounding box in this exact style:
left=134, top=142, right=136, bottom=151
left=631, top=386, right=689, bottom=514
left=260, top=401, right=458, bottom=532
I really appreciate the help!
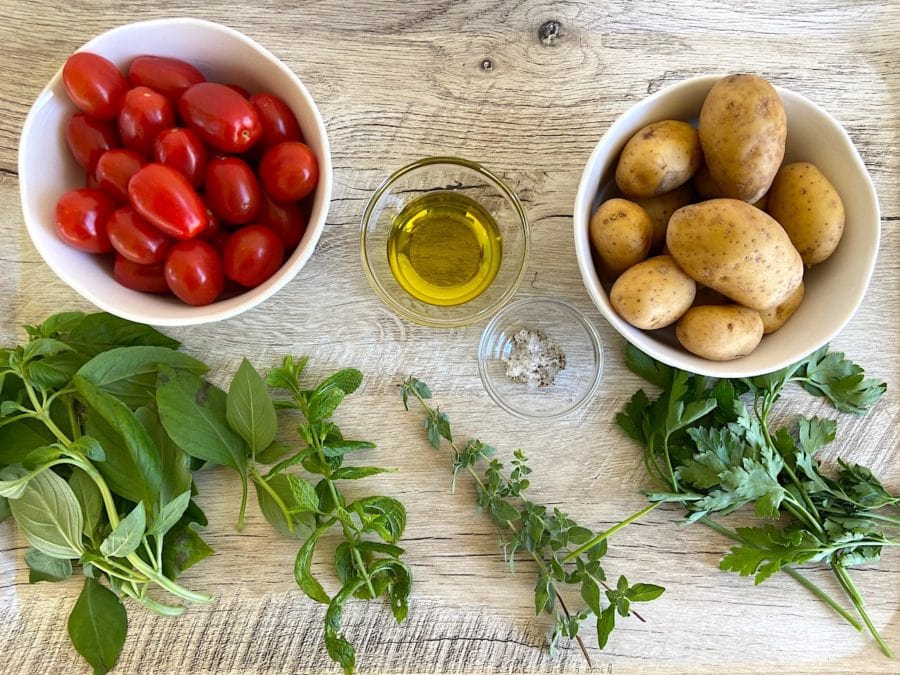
left=832, top=562, right=894, bottom=658
left=563, top=502, right=660, bottom=563
left=698, top=516, right=863, bottom=631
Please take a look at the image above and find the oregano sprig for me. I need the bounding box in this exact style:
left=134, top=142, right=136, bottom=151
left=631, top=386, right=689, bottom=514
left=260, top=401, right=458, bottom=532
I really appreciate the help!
left=400, top=377, right=663, bottom=662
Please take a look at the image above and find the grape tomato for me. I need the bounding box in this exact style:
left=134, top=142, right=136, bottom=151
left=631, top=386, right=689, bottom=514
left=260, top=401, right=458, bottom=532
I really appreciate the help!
left=107, top=207, right=172, bottom=265
left=118, top=86, right=175, bottom=155
left=154, top=127, right=208, bottom=188
left=62, top=52, right=127, bottom=120
left=114, top=256, right=170, bottom=294
left=179, top=82, right=261, bottom=153
left=258, top=194, right=307, bottom=250
left=204, top=157, right=262, bottom=225
left=223, top=224, right=284, bottom=287
left=250, top=93, right=303, bottom=151
left=259, top=141, right=319, bottom=202
left=66, top=114, right=120, bottom=171
left=165, top=239, right=225, bottom=305
left=56, top=188, right=116, bottom=253
left=94, top=149, right=145, bottom=202
left=128, top=163, right=208, bottom=240
left=127, top=55, right=206, bottom=103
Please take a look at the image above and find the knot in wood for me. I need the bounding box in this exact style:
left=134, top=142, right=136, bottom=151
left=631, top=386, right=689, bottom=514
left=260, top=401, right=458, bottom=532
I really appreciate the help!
left=538, top=20, right=561, bottom=46
left=481, top=58, right=494, bottom=72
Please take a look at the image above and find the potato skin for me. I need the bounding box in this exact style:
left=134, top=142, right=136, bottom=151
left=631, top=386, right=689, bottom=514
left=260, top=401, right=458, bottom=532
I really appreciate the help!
left=758, top=281, right=804, bottom=334
left=589, top=198, right=653, bottom=277
left=635, top=183, right=695, bottom=251
left=610, top=255, right=696, bottom=329
left=676, top=304, right=764, bottom=361
left=666, top=198, right=803, bottom=310
left=699, top=74, right=786, bottom=203
left=615, top=120, right=703, bottom=199
left=767, top=162, right=845, bottom=265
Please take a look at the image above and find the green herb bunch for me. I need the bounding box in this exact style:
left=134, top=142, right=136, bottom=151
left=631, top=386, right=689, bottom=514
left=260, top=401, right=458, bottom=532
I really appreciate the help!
left=0, top=312, right=215, bottom=674
left=157, top=354, right=410, bottom=674
left=400, top=378, right=664, bottom=664
left=617, top=344, right=896, bottom=657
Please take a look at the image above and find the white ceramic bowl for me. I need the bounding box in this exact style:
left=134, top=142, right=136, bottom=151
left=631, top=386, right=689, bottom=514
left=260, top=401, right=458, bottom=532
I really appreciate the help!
left=18, top=18, right=332, bottom=325
left=574, top=75, right=880, bottom=378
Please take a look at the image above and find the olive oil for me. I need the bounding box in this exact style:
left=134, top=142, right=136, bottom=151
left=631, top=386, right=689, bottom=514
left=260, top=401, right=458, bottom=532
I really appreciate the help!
left=387, top=192, right=502, bottom=306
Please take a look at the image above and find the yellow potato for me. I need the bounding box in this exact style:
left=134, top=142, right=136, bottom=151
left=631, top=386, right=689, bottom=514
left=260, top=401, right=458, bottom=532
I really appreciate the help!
left=589, top=198, right=653, bottom=277
left=676, top=305, right=764, bottom=361
left=694, top=164, right=769, bottom=209
left=757, top=281, right=804, bottom=334
left=635, top=183, right=695, bottom=251
left=699, top=74, right=787, bottom=203
left=767, top=163, right=845, bottom=265
left=615, top=120, right=703, bottom=199
left=666, top=198, right=803, bottom=310
left=610, top=255, right=696, bottom=329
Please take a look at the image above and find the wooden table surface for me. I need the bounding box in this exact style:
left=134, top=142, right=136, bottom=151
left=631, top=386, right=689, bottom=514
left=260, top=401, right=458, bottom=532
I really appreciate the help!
left=1, top=1, right=898, bottom=673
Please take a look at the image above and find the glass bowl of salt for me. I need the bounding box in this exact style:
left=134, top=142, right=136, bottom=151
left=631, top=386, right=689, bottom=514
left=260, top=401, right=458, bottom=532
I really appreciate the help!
left=477, top=296, right=603, bottom=420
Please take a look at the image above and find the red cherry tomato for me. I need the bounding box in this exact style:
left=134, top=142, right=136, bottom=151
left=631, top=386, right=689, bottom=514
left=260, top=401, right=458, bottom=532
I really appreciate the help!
left=94, top=149, right=145, bottom=202
left=258, top=194, right=307, bottom=250
left=62, top=52, right=127, bottom=120
left=153, top=127, right=208, bottom=188
left=198, top=208, right=222, bottom=241
left=85, top=170, right=101, bottom=190
left=249, top=93, right=303, bottom=151
left=128, top=164, right=208, bottom=240
left=127, top=55, right=205, bottom=104
left=114, top=255, right=170, bottom=293
left=55, top=188, right=116, bottom=253
left=66, top=114, right=119, bottom=172
left=107, top=207, right=172, bottom=264
left=165, top=239, right=225, bottom=305
left=259, top=142, right=319, bottom=202
left=204, top=157, right=262, bottom=225
left=118, top=86, right=175, bottom=155
left=223, top=224, right=284, bottom=287
left=179, top=82, right=261, bottom=153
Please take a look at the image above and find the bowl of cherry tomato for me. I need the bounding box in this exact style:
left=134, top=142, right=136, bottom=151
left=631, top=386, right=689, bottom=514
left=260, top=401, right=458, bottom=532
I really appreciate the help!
left=18, top=18, right=332, bottom=325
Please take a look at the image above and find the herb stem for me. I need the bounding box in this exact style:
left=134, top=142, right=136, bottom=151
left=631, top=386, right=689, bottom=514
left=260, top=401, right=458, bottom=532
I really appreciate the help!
left=236, top=475, right=249, bottom=532
left=563, top=502, right=660, bottom=563
left=832, top=562, right=894, bottom=658
left=698, top=516, right=863, bottom=631
left=555, top=591, right=593, bottom=667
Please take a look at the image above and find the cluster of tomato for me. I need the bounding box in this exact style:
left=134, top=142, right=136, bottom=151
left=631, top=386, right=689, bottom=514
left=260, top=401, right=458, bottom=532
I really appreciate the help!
left=57, top=52, right=319, bottom=305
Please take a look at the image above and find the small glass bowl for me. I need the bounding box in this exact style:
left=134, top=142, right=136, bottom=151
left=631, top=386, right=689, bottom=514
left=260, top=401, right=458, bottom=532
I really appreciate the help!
left=360, top=156, right=530, bottom=328
left=478, top=297, right=604, bottom=420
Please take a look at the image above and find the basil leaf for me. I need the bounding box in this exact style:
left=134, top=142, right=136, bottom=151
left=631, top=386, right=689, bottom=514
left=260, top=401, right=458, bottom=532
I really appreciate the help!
left=25, top=548, right=73, bottom=583
left=69, top=436, right=107, bottom=463
left=76, top=376, right=162, bottom=507
left=29, top=311, right=86, bottom=338
left=294, top=522, right=332, bottom=604
left=162, top=523, right=214, bottom=579
left=0, top=495, right=9, bottom=523
left=9, top=468, right=84, bottom=559
left=69, top=468, right=103, bottom=539
left=134, top=405, right=191, bottom=505
left=26, top=351, right=88, bottom=390
left=0, top=417, right=55, bottom=465
left=156, top=366, right=248, bottom=474
left=149, top=490, right=191, bottom=538
left=77, top=345, right=208, bottom=409
left=255, top=440, right=291, bottom=464
left=0, top=465, right=33, bottom=499
left=67, top=577, right=127, bottom=675
left=22, top=337, right=72, bottom=362
left=67, top=312, right=179, bottom=357
left=226, top=358, right=277, bottom=457
left=100, top=501, right=146, bottom=558
left=23, top=445, right=63, bottom=470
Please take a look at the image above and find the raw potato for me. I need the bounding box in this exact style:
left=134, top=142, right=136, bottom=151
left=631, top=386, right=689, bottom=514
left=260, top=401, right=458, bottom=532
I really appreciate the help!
left=693, top=164, right=769, bottom=209
left=767, top=162, right=845, bottom=265
left=636, top=183, right=695, bottom=251
left=667, top=198, right=803, bottom=310
left=758, top=281, right=804, bottom=334
left=610, top=255, right=696, bottom=329
left=676, top=305, right=764, bottom=361
left=589, top=198, right=653, bottom=277
left=615, top=120, right=703, bottom=199
left=699, top=74, right=787, bottom=203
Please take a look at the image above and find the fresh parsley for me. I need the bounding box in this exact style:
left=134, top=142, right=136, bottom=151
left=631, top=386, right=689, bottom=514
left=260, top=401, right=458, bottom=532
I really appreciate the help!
left=617, top=343, right=896, bottom=657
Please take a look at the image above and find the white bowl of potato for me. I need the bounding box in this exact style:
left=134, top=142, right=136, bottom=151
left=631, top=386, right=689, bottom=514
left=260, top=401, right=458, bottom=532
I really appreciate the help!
left=573, top=74, right=880, bottom=378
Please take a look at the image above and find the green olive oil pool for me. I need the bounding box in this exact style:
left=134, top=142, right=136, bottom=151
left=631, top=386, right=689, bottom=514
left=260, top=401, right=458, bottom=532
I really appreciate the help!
left=387, top=192, right=502, bottom=306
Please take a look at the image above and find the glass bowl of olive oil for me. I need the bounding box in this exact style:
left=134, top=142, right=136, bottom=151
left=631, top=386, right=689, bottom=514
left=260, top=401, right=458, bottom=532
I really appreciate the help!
left=361, top=157, right=530, bottom=327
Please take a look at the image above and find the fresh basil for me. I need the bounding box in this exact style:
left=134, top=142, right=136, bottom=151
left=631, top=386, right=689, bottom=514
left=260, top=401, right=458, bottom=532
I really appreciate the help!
left=9, top=467, right=84, bottom=559
left=227, top=357, right=277, bottom=458
left=99, top=501, right=146, bottom=558
left=67, top=577, right=128, bottom=675
left=25, top=548, right=73, bottom=583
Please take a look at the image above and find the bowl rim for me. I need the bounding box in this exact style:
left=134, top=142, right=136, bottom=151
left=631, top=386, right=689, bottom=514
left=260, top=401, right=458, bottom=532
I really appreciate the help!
left=17, top=17, right=333, bottom=326
left=573, top=74, right=881, bottom=378
left=360, top=155, right=531, bottom=328
left=477, top=295, right=604, bottom=420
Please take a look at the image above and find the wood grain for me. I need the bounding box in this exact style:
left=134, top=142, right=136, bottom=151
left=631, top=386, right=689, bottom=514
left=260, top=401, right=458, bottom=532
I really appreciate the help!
left=1, top=1, right=898, bottom=673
